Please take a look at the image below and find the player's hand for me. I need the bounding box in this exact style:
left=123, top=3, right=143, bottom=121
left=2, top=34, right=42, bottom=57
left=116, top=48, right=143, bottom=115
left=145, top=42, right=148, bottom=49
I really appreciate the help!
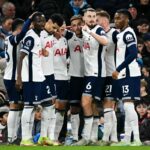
left=82, top=25, right=91, bottom=34
left=29, top=11, right=38, bottom=20
left=42, top=48, right=49, bottom=57
left=15, top=77, right=22, bottom=91
left=112, top=71, right=119, bottom=80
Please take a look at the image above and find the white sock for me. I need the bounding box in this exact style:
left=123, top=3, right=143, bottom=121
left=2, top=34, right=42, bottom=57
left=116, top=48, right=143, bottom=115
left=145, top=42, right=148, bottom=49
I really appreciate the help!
left=124, top=103, right=140, bottom=142
left=48, top=105, right=56, bottom=140
left=102, top=108, right=113, bottom=142
left=82, top=116, right=93, bottom=141
left=40, top=106, right=53, bottom=137
left=53, top=111, right=64, bottom=141
left=7, top=110, right=18, bottom=142
left=71, top=114, right=79, bottom=141
left=21, top=106, right=34, bottom=140
left=110, top=110, right=118, bottom=142
left=90, top=117, right=99, bottom=142
left=124, top=114, right=132, bottom=142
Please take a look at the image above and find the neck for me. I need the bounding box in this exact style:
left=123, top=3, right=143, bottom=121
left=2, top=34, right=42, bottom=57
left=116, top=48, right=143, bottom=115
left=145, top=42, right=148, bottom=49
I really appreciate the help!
left=104, top=26, right=110, bottom=32
left=33, top=28, right=41, bottom=35
left=121, top=24, right=129, bottom=31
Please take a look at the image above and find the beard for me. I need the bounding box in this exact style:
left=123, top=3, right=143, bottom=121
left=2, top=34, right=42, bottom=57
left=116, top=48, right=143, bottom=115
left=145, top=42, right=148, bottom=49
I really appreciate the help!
left=86, top=22, right=96, bottom=29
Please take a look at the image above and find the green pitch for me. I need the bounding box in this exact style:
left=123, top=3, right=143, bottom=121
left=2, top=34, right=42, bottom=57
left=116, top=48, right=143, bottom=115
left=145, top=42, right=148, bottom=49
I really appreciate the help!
left=0, top=146, right=150, bottom=150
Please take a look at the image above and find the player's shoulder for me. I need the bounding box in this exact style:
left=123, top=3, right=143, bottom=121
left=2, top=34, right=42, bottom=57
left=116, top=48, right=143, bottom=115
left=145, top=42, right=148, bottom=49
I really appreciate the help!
left=95, top=25, right=106, bottom=36
left=123, top=27, right=136, bottom=43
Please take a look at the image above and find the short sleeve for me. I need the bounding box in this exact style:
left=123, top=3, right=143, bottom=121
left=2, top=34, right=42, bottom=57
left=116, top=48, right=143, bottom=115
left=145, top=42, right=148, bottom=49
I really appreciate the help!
left=112, top=30, right=119, bottom=44
left=96, top=27, right=106, bottom=36
left=21, top=36, right=34, bottom=54
left=123, top=31, right=136, bottom=47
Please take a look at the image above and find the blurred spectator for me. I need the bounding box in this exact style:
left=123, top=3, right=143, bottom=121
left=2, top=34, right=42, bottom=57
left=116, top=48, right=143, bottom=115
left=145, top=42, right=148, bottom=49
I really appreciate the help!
left=32, top=106, right=42, bottom=143
left=142, top=33, right=150, bottom=67
left=137, top=37, right=144, bottom=54
left=34, top=0, right=60, bottom=21
left=137, top=0, right=150, bottom=20
left=136, top=19, right=150, bottom=37
left=0, top=0, right=7, bottom=14
left=0, top=105, right=9, bottom=143
left=0, top=17, right=13, bottom=37
left=63, top=0, right=91, bottom=25
left=9, top=0, right=33, bottom=20
left=140, top=79, right=150, bottom=104
left=128, top=2, right=139, bottom=31
left=141, top=106, right=150, bottom=145
left=135, top=101, right=150, bottom=144
left=1, top=2, right=15, bottom=19
left=141, top=67, right=150, bottom=95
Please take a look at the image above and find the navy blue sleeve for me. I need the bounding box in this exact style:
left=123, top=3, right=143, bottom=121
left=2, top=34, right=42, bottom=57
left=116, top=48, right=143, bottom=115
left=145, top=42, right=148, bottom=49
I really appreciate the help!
left=112, top=30, right=119, bottom=44
left=21, top=36, right=34, bottom=54
left=116, top=44, right=137, bottom=72
left=96, top=27, right=106, bottom=36
left=116, top=31, right=137, bottom=72
left=65, top=30, right=73, bottom=40
left=0, top=51, right=5, bottom=58
left=9, top=19, right=31, bottom=45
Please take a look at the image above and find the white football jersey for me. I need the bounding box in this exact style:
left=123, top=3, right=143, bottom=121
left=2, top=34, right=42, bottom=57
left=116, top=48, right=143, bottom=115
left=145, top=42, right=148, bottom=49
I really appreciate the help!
left=82, top=25, right=107, bottom=77
left=40, top=30, right=55, bottom=76
left=105, top=28, right=118, bottom=77
left=116, top=27, right=141, bottom=79
left=67, top=33, right=84, bottom=77
left=21, top=29, right=45, bottom=82
left=4, top=36, right=21, bottom=80
left=53, top=36, right=68, bottom=80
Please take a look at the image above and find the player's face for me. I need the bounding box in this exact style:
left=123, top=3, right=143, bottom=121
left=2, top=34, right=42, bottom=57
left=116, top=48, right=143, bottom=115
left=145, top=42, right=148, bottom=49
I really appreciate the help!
left=83, top=11, right=97, bottom=28
left=16, top=24, right=23, bottom=34
left=45, top=19, right=60, bottom=34
left=71, top=19, right=83, bottom=36
left=97, top=16, right=107, bottom=28
left=34, top=15, right=46, bottom=31
left=114, top=13, right=128, bottom=30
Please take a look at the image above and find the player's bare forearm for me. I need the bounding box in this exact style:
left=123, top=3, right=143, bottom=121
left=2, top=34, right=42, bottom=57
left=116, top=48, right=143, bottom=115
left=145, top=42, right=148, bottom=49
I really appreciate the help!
left=90, top=32, right=108, bottom=46
left=16, top=52, right=26, bottom=91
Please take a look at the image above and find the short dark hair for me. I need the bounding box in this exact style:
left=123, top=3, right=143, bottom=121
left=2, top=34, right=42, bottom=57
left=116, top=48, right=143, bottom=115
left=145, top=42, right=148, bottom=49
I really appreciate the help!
left=116, top=9, right=132, bottom=20
left=12, top=18, right=24, bottom=32
left=32, top=12, right=45, bottom=22
left=83, top=8, right=96, bottom=14
left=49, top=13, right=64, bottom=27
left=1, top=16, right=13, bottom=24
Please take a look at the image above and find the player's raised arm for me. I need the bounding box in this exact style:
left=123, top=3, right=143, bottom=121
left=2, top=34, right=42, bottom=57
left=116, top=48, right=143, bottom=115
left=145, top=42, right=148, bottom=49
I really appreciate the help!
left=82, top=24, right=108, bottom=45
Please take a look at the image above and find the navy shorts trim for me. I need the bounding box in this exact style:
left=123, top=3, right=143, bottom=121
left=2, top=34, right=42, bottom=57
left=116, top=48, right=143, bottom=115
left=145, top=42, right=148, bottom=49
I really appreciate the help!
left=93, top=77, right=106, bottom=101
left=69, top=76, right=84, bottom=103
left=41, top=79, right=53, bottom=102
left=104, top=77, right=114, bottom=100
left=112, top=76, right=140, bottom=101
left=45, top=75, right=57, bottom=99
left=82, top=76, right=97, bottom=98
left=4, top=79, right=23, bottom=103
left=55, top=80, right=69, bottom=101
left=23, top=82, right=43, bottom=105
